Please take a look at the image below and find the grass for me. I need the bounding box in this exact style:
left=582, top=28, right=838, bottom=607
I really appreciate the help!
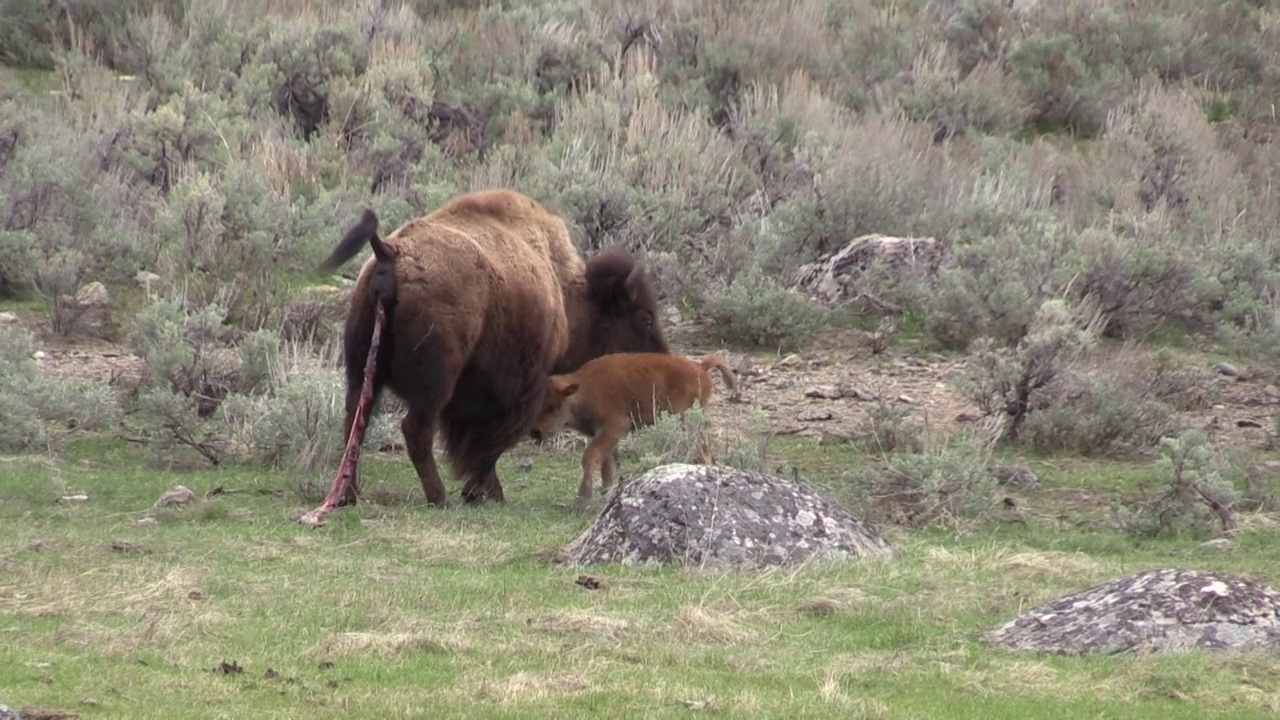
left=3, top=438, right=1280, bottom=719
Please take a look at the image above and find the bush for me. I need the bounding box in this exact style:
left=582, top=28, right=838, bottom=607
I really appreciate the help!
left=221, top=365, right=346, bottom=472
left=1114, top=430, right=1240, bottom=539
left=963, top=299, right=1212, bottom=455
left=0, top=325, right=121, bottom=453
left=962, top=298, right=1102, bottom=442
left=846, top=437, right=1005, bottom=532
left=3, top=0, right=1280, bottom=473
left=701, top=270, right=836, bottom=352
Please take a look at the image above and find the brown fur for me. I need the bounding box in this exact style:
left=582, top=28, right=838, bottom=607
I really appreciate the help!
left=530, top=352, right=738, bottom=507
left=327, top=189, right=669, bottom=507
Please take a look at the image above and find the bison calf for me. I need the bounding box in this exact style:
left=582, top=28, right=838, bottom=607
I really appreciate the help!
left=530, top=352, right=739, bottom=509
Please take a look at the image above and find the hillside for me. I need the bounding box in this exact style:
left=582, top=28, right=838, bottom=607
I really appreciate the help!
left=2, top=1, right=1280, bottom=717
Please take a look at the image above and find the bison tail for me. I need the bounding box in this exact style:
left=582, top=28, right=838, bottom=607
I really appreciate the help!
left=321, top=208, right=386, bottom=271
left=701, top=354, right=739, bottom=396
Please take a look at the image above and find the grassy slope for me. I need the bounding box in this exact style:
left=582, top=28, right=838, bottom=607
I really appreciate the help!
left=3, top=439, right=1279, bottom=719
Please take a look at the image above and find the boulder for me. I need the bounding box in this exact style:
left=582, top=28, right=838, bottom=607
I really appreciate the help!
left=985, top=568, right=1280, bottom=656
left=560, top=463, right=894, bottom=569
left=793, top=234, right=946, bottom=307
left=58, top=280, right=114, bottom=339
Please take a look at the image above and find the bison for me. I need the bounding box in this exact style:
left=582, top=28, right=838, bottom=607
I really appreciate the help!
left=529, top=352, right=739, bottom=509
left=300, top=189, right=669, bottom=526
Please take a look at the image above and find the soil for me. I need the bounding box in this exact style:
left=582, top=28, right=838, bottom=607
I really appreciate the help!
left=15, top=312, right=1280, bottom=460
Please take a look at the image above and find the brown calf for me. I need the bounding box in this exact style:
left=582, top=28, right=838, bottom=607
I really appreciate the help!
left=530, top=352, right=739, bottom=508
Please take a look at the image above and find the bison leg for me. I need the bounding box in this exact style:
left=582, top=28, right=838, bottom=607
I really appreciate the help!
left=299, top=303, right=386, bottom=528
left=600, top=449, right=618, bottom=493
left=696, top=433, right=714, bottom=465
left=576, top=422, right=625, bottom=511
left=463, top=469, right=504, bottom=504
left=402, top=412, right=450, bottom=507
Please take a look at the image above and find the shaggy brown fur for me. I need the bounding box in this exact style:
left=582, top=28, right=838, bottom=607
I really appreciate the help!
left=529, top=352, right=738, bottom=508
left=323, top=189, right=669, bottom=508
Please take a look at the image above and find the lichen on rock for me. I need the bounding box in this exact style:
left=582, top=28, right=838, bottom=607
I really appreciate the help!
left=559, top=463, right=894, bottom=569
left=985, top=568, right=1280, bottom=656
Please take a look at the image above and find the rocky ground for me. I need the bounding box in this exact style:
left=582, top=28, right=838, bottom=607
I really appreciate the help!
left=16, top=308, right=1279, bottom=463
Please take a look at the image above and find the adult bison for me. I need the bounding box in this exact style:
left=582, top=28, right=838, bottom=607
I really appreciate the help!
left=299, top=189, right=669, bottom=526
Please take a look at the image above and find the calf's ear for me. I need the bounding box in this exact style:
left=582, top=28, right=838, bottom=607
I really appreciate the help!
left=563, top=382, right=580, bottom=397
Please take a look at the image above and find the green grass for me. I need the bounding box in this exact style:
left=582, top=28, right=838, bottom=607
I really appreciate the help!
left=3, top=438, right=1280, bottom=719
left=0, top=65, right=60, bottom=94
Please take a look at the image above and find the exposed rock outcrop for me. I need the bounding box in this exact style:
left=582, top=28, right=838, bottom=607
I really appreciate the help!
left=793, top=234, right=946, bottom=308
left=560, top=463, right=894, bottom=569
left=985, top=568, right=1280, bottom=656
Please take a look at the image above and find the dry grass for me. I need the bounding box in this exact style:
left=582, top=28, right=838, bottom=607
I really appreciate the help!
left=308, top=624, right=469, bottom=659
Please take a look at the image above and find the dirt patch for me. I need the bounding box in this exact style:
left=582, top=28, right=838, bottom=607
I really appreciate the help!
left=22, top=319, right=1278, bottom=458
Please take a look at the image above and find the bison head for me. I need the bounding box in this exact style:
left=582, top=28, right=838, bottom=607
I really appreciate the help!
left=558, top=247, right=669, bottom=372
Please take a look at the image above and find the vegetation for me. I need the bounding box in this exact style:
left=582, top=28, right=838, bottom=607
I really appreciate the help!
left=2, top=0, right=1280, bottom=716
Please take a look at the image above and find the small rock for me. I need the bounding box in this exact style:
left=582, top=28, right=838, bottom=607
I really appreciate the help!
left=989, top=463, right=1040, bottom=490
left=0, top=702, right=19, bottom=720
left=776, top=354, right=804, bottom=368
left=840, top=384, right=878, bottom=401
left=136, top=517, right=159, bottom=527
left=1265, top=385, right=1280, bottom=399
left=1236, top=419, right=1263, bottom=428
left=1201, top=538, right=1232, bottom=552
left=154, top=485, right=197, bottom=509
left=798, top=409, right=834, bottom=422
left=134, top=270, right=162, bottom=288
left=1217, top=362, right=1239, bottom=377
left=32, top=350, right=45, bottom=360
left=58, top=494, right=89, bottom=505
left=661, top=306, right=683, bottom=326
left=731, top=355, right=757, bottom=377
left=75, top=281, right=111, bottom=307
left=955, top=411, right=981, bottom=422
left=804, top=386, right=842, bottom=400
left=772, top=378, right=795, bottom=390
left=895, top=394, right=916, bottom=405
left=0, top=312, right=19, bottom=325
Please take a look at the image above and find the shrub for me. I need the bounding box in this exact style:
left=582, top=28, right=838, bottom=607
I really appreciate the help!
left=1114, top=430, right=1240, bottom=539
left=1003, top=31, right=1119, bottom=138
left=0, top=325, right=121, bottom=453
left=221, top=365, right=346, bottom=472
left=127, top=292, right=246, bottom=459
left=701, top=269, right=836, bottom=352
left=845, top=436, right=1004, bottom=532
left=1017, top=374, right=1186, bottom=457
left=962, top=298, right=1102, bottom=444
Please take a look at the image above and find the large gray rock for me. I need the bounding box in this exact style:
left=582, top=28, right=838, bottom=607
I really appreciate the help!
left=0, top=702, right=20, bottom=720
left=560, top=463, right=894, bottom=569
left=986, top=568, right=1280, bottom=656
